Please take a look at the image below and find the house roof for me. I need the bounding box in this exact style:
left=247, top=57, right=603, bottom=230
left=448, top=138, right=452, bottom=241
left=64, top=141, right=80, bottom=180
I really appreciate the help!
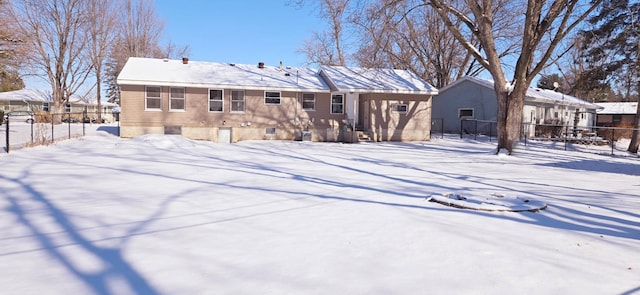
left=596, top=102, right=638, bottom=114
left=0, top=89, right=118, bottom=107
left=117, top=57, right=330, bottom=92
left=318, top=65, right=438, bottom=95
left=439, top=76, right=600, bottom=110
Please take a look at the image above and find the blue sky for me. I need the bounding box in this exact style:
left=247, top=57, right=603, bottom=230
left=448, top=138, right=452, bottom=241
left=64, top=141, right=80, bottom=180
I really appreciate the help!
left=24, top=0, right=322, bottom=90
left=154, top=0, right=322, bottom=68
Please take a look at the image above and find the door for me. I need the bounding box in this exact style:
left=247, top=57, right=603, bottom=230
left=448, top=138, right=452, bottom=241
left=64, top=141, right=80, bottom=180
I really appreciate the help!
left=218, top=127, right=232, bottom=143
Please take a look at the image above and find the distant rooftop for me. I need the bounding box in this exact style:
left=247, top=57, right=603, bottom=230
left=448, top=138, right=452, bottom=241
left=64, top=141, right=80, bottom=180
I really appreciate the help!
left=596, top=102, right=638, bottom=114
left=439, top=76, right=600, bottom=109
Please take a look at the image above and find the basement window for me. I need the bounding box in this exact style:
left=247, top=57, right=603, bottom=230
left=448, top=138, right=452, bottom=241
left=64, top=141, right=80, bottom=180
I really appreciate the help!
left=458, top=108, right=474, bottom=118
left=265, top=127, right=276, bottom=135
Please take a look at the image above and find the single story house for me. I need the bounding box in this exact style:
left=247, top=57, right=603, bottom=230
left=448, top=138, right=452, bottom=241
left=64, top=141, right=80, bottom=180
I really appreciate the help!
left=116, top=57, right=438, bottom=143
left=596, top=102, right=638, bottom=128
left=432, top=76, right=600, bottom=137
left=0, top=89, right=119, bottom=122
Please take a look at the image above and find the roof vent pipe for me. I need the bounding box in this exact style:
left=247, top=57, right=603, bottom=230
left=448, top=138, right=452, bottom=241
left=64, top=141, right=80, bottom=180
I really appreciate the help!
left=258, top=62, right=265, bottom=69
left=182, top=57, right=189, bottom=64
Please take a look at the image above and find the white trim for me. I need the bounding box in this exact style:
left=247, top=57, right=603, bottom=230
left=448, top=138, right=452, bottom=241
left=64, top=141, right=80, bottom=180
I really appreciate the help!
left=118, top=79, right=331, bottom=93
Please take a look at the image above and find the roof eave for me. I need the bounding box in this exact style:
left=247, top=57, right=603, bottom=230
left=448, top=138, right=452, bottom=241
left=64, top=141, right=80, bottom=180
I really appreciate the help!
left=334, top=88, right=438, bottom=95
left=117, top=79, right=331, bottom=93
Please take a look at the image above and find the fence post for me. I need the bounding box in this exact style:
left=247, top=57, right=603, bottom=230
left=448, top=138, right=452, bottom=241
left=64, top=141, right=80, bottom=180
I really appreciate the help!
left=489, top=122, right=493, bottom=142
left=67, top=113, right=71, bottom=139
left=611, top=128, right=615, bottom=156
left=5, top=116, right=9, bottom=153
left=564, top=125, right=569, bottom=151
left=474, top=120, right=478, bottom=140
left=524, top=123, right=528, bottom=146
left=51, top=114, right=55, bottom=143
left=460, top=119, right=464, bottom=139
left=30, top=119, right=34, bottom=143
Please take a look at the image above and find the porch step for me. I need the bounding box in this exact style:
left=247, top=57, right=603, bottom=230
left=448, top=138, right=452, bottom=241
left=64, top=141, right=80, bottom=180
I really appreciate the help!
left=357, top=131, right=374, bottom=142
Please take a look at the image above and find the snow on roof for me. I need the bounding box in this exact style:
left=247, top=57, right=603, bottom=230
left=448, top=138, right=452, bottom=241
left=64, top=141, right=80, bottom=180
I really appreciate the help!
left=437, top=75, right=494, bottom=92
left=117, top=57, right=330, bottom=92
left=439, top=76, right=600, bottom=110
left=525, top=87, right=600, bottom=109
left=0, top=89, right=52, bottom=102
left=0, top=89, right=87, bottom=104
left=318, top=65, right=438, bottom=95
left=596, top=102, right=638, bottom=114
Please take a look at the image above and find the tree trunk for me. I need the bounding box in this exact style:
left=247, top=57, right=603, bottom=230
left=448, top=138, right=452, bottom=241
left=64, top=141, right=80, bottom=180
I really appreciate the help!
left=97, top=71, right=102, bottom=123
left=496, top=82, right=526, bottom=154
left=627, top=95, right=640, bottom=153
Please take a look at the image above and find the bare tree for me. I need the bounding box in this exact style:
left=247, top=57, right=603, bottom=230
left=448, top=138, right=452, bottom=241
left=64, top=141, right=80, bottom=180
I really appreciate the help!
left=0, top=0, right=27, bottom=92
left=9, top=0, right=92, bottom=117
left=86, top=0, right=118, bottom=122
left=293, top=0, right=350, bottom=66
left=105, top=0, right=188, bottom=103
left=352, top=0, right=492, bottom=88
left=428, top=0, right=602, bottom=154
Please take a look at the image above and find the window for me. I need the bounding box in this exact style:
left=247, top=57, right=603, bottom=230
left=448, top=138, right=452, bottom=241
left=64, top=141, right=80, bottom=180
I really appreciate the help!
left=65, top=103, right=71, bottom=113
left=331, top=94, right=344, bottom=114
left=392, top=103, right=408, bottom=113
left=265, top=127, right=276, bottom=135
left=613, top=114, right=622, bottom=123
left=231, top=90, right=245, bottom=112
left=43, top=102, right=50, bottom=112
left=265, top=91, right=281, bottom=105
left=302, top=93, right=315, bottom=110
left=209, top=89, right=223, bottom=112
left=170, top=87, right=185, bottom=111
left=145, top=86, right=161, bottom=110
left=458, top=108, right=473, bottom=118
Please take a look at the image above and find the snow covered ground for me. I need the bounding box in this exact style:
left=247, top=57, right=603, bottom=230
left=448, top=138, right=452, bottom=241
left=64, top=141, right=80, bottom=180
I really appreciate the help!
left=0, top=128, right=638, bottom=294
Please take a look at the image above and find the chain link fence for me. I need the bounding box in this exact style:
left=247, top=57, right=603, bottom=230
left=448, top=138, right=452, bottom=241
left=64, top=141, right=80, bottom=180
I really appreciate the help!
left=459, top=118, right=639, bottom=156
left=2, top=111, right=119, bottom=153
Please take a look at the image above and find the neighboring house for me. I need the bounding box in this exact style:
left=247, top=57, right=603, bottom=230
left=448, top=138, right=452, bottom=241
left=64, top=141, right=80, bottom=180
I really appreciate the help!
left=596, top=102, right=638, bottom=128
left=0, top=89, right=119, bottom=122
left=432, top=76, right=600, bottom=136
left=116, top=57, right=438, bottom=143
